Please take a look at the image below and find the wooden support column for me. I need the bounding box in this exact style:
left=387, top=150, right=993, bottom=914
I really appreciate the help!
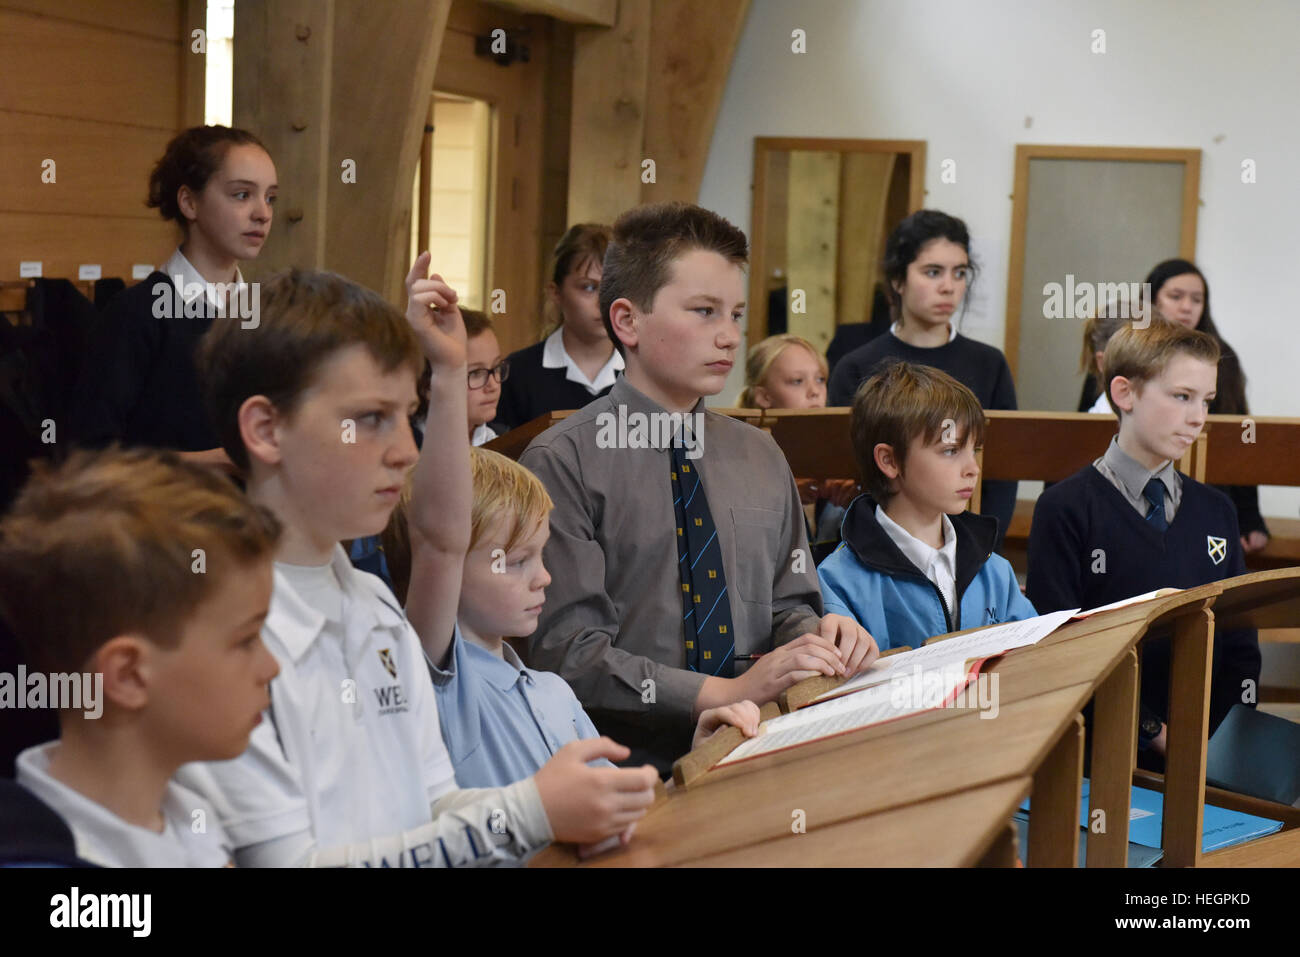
left=568, top=0, right=750, bottom=223
left=1028, top=714, right=1084, bottom=867
left=1162, top=602, right=1215, bottom=868
left=1086, top=648, right=1139, bottom=867
left=640, top=0, right=750, bottom=206
left=234, top=0, right=450, bottom=301
left=566, top=0, right=651, bottom=224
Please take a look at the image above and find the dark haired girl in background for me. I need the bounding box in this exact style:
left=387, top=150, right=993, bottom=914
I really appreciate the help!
left=493, top=223, right=621, bottom=431
left=70, top=126, right=276, bottom=470
left=828, top=209, right=1018, bottom=548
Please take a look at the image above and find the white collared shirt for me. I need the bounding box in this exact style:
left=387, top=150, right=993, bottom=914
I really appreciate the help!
left=17, top=742, right=233, bottom=867
left=890, top=320, right=958, bottom=343
left=1087, top=392, right=1112, bottom=415
left=541, top=327, right=624, bottom=394
left=471, top=423, right=498, bottom=446
left=161, top=247, right=245, bottom=313
left=876, top=505, right=959, bottom=619
left=176, top=545, right=457, bottom=854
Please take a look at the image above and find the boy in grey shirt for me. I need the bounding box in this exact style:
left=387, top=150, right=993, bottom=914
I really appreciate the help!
left=522, top=203, right=879, bottom=773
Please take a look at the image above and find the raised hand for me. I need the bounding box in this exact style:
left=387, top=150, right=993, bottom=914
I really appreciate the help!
left=404, top=250, right=467, bottom=371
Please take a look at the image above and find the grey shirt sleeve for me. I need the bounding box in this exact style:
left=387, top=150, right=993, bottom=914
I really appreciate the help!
left=769, top=463, right=825, bottom=644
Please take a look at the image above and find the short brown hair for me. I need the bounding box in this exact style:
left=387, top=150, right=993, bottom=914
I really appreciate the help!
left=849, top=361, right=986, bottom=504
left=0, top=448, right=281, bottom=673
left=1100, top=319, right=1221, bottom=416
left=380, top=447, right=552, bottom=605
left=600, top=202, right=748, bottom=356
left=544, top=223, right=611, bottom=334
left=461, top=308, right=493, bottom=339
left=198, top=269, right=424, bottom=471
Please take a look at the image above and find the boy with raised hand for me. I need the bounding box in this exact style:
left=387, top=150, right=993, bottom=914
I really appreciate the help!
left=520, top=202, right=879, bottom=774
left=382, top=445, right=762, bottom=790
left=0, top=447, right=281, bottom=867
left=178, top=255, right=656, bottom=867
left=817, top=362, right=1037, bottom=651
left=1027, top=320, right=1260, bottom=755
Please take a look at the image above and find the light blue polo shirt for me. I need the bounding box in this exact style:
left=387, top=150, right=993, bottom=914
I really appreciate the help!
left=429, top=626, right=611, bottom=788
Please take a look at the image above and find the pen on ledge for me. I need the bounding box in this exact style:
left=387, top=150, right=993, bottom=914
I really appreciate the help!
left=734, top=654, right=764, bottom=661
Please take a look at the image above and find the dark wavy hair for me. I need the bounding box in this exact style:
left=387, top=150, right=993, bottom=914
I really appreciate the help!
left=1145, top=259, right=1248, bottom=414
left=881, top=209, right=976, bottom=328
left=147, top=125, right=269, bottom=230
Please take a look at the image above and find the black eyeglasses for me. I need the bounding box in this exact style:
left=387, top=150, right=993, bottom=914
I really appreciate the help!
left=468, top=359, right=510, bottom=389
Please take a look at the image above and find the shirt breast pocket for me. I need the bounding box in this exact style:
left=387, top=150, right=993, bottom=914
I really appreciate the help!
left=729, top=506, right=784, bottom=606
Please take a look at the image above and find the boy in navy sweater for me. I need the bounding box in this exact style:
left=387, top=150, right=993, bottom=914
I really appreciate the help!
left=819, top=362, right=1036, bottom=650
left=1027, top=321, right=1260, bottom=755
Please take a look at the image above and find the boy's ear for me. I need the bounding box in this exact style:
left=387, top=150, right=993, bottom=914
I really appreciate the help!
left=239, top=394, right=284, bottom=466
left=873, top=442, right=900, bottom=480
left=545, top=281, right=560, bottom=307
left=607, top=298, right=639, bottom=353
left=91, top=635, right=152, bottom=712
left=1110, top=375, right=1139, bottom=415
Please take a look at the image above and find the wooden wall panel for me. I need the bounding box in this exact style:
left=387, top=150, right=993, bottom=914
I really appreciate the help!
left=0, top=10, right=180, bottom=128
left=0, top=0, right=198, bottom=282
left=0, top=212, right=175, bottom=282
left=0, top=114, right=173, bottom=218
left=0, top=0, right=179, bottom=40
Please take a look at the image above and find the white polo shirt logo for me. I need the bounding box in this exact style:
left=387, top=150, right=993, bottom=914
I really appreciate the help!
left=373, top=647, right=409, bottom=715
left=1207, top=535, right=1227, bottom=565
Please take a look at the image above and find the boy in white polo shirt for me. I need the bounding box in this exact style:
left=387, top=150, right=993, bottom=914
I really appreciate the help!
left=0, top=447, right=283, bottom=867
left=180, top=256, right=657, bottom=866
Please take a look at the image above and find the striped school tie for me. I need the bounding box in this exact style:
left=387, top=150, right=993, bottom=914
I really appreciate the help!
left=1143, top=477, right=1168, bottom=532
left=670, top=442, right=735, bottom=677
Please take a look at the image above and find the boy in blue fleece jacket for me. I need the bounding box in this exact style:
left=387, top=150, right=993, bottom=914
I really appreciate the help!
left=819, top=362, right=1036, bottom=650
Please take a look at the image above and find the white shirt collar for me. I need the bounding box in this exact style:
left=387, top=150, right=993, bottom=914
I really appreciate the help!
left=1087, top=392, right=1113, bottom=415
left=16, top=742, right=230, bottom=867
left=876, top=504, right=957, bottom=581
left=265, top=545, right=406, bottom=663
left=890, top=320, right=958, bottom=343
left=162, top=247, right=245, bottom=310
left=541, top=327, right=624, bottom=394
left=471, top=423, right=497, bottom=446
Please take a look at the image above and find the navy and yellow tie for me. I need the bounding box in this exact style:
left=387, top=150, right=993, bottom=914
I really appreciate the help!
left=670, top=442, right=735, bottom=677
left=1143, top=477, right=1168, bottom=532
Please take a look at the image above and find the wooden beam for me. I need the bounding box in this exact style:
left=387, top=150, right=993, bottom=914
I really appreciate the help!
left=566, top=0, right=651, bottom=223
left=640, top=0, right=750, bottom=206
left=233, top=0, right=335, bottom=275
left=235, top=0, right=450, bottom=303
left=1027, top=713, right=1084, bottom=867
left=490, top=0, right=616, bottom=28
left=325, top=0, right=450, bottom=302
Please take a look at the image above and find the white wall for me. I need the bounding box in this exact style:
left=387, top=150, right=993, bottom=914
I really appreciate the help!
left=700, top=0, right=1299, bottom=518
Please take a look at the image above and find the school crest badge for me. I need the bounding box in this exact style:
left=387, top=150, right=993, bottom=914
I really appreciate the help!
left=378, top=648, right=398, bottom=678
left=1207, top=535, right=1227, bottom=566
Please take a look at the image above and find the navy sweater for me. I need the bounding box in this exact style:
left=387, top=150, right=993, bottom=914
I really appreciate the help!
left=492, top=339, right=618, bottom=432
left=67, top=272, right=218, bottom=452
left=827, top=332, right=1019, bottom=549
left=1027, top=466, right=1260, bottom=736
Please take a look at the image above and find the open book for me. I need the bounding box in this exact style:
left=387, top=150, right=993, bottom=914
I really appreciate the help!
left=715, top=609, right=1079, bottom=768
left=1071, top=588, right=1182, bottom=619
